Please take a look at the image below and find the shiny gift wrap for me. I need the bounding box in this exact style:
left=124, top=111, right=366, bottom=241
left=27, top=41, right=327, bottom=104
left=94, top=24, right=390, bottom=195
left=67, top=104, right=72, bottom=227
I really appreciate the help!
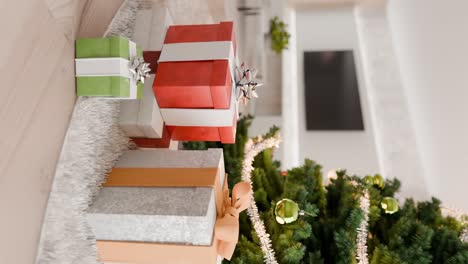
left=154, top=21, right=237, bottom=109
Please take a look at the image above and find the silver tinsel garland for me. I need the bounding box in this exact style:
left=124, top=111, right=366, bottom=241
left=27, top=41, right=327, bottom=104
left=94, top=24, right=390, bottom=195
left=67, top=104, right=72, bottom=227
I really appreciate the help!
left=241, top=134, right=281, bottom=264
left=356, top=189, right=370, bottom=264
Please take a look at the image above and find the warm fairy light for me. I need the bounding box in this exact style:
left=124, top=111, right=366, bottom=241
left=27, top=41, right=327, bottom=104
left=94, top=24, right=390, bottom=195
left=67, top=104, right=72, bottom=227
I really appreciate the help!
left=325, top=170, right=338, bottom=186
left=441, top=205, right=468, bottom=243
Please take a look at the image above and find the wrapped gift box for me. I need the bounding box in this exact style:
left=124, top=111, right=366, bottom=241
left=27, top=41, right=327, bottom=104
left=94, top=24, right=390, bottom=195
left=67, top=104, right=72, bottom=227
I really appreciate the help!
left=88, top=149, right=249, bottom=263
left=89, top=148, right=225, bottom=245
left=154, top=21, right=236, bottom=109
left=117, top=4, right=170, bottom=137
left=132, top=3, right=173, bottom=51
left=163, top=21, right=236, bottom=55
left=75, top=36, right=145, bottom=99
left=119, top=75, right=164, bottom=138
left=88, top=187, right=217, bottom=245
left=161, top=74, right=238, bottom=144
left=132, top=2, right=172, bottom=74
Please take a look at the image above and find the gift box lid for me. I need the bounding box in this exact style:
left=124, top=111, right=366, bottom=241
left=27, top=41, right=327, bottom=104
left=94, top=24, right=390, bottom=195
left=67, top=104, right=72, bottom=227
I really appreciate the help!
left=87, top=186, right=217, bottom=246
left=164, top=21, right=236, bottom=54
left=76, top=36, right=143, bottom=59
left=107, top=148, right=225, bottom=187
left=115, top=148, right=224, bottom=169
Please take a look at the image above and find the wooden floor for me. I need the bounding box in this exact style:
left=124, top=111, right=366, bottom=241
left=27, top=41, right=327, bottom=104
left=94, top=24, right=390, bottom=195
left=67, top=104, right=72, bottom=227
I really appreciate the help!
left=0, top=0, right=123, bottom=263
left=0, top=0, right=230, bottom=263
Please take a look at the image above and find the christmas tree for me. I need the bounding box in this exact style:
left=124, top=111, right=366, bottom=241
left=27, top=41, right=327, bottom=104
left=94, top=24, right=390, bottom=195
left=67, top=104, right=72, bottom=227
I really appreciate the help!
left=184, top=116, right=468, bottom=264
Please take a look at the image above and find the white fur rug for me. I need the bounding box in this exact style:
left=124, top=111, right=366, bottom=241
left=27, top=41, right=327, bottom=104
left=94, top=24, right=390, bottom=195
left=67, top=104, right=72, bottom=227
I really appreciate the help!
left=35, top=1, right=142, bottom=263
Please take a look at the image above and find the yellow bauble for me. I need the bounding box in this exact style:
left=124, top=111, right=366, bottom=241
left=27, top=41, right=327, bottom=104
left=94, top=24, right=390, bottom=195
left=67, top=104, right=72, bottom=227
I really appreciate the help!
left=373, top=174, right=385, bottom=189
left=274, top=199, right=299, bottom=224
left=381, top=197, right=399, bottom=214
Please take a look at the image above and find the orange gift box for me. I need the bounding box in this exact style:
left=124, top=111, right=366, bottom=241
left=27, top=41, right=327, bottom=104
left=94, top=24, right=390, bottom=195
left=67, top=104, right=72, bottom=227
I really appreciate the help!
left=97, top=163, right=250, bottom=264
left=154, top=21, right=236, bottom=109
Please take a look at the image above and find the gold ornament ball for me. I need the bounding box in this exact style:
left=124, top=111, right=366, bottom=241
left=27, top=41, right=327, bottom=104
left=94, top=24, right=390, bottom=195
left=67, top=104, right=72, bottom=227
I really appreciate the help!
left=373, top=174, right=385, bottom=189
left=274, top=198, right=300, bottom=224
left=381, top=197, right=399, bottom=214
left=363, top=175, right=374, bottom=185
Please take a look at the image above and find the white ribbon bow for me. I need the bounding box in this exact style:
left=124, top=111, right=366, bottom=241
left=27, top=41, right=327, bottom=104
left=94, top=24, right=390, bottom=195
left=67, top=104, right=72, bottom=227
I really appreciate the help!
left=129, top=57, right=151, bottom=84
left=235, top=62, right=262, bottom=105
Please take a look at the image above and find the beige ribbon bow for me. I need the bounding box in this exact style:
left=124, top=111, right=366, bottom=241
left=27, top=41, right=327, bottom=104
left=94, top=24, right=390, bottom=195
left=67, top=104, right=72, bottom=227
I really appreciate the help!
left=214, top=180, right=252, bottom=260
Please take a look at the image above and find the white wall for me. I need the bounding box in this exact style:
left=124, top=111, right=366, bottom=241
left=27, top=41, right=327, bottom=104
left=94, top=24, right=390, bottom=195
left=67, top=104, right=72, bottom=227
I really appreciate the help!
left=354, top=5, right=429, bottom=200
left=296, top=7, right=380, bottom=175
left=387, top=0, right=468, bottom=210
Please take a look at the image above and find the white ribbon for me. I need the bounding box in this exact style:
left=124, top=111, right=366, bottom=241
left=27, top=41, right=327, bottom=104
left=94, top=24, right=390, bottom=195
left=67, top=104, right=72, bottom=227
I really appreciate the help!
left=128, top=41, right=138, bottom=99
left=158, top=41, right=237, bottom=76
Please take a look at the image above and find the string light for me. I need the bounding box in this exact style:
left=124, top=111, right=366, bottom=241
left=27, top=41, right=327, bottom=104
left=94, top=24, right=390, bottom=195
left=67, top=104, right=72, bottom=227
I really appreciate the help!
left=441, top=205, right=468, bottom=243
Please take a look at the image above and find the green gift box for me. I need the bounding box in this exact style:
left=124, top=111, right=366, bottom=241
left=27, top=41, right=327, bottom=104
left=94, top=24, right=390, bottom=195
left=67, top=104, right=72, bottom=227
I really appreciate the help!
left=75, top=36, right=147, bottom=99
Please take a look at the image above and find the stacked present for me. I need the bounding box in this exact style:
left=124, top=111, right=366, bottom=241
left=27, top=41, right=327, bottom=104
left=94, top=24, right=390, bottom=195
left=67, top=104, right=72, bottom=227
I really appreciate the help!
left=87, top=149, right=250, bottom=264
left=154, top=21, right=239, bottom=144
left=78, top=15, right=260, bottom=263
left=118, top=6, right=173, bottom=147
left=75, top=19, right=261, bottom=145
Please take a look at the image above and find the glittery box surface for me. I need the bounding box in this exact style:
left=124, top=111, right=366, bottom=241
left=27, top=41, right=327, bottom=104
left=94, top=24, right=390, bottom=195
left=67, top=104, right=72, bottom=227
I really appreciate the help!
left=115, top=148, right=225, bottom=185
left=87, top=186, right=216, bottom=246
left=87, top=148, right=225, bottom=245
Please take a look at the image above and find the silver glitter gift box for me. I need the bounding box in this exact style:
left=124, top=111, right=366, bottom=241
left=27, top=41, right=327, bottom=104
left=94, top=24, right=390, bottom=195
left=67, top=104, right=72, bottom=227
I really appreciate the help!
left=87, top=148, right=225, bottom=246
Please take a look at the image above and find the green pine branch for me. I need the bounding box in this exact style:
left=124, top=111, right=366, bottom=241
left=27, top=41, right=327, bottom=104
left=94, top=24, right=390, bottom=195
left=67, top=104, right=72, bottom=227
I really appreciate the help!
left=185, top=117, right=468, bottom=264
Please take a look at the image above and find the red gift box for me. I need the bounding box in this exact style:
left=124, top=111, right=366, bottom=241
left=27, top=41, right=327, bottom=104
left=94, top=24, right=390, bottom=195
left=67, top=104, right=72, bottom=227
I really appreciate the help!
left=131, top=126, right=171, bottom=148
left=143, top=51, right=161, bottom=74
left=154, top=60, right=232, bottom=109
left=164, top=21, right=236, bottom=55
left=167, top=115, right=237, bottom=144
left=154, top=21, right=236, bottom=110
